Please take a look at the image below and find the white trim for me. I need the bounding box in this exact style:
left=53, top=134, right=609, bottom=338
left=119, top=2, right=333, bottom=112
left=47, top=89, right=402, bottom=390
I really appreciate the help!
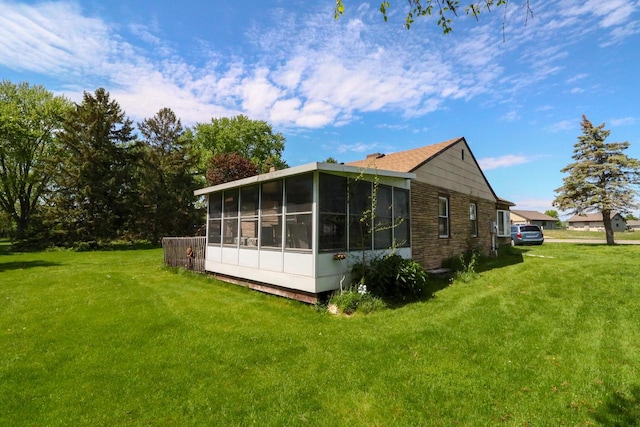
left=195, top=162, right=415, bottom=196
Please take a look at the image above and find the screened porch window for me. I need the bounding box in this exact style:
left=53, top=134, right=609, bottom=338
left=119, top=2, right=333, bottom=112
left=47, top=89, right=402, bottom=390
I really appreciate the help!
left=208, top=192, right=222, bottom=245
left=239, top=184, right=259, bottom=247
left=349, top=180, right=372, bottom=250
left=374, top=185, right=393, bottom=249
left=393, top=188, right=410, bottom=247
left=260, top=180, right=283, bottom=248
left=285, top=173, right=313, bottom=250
left=223, top=189, right=239, bottom=246
left=318, top=173, right=347, bottom=251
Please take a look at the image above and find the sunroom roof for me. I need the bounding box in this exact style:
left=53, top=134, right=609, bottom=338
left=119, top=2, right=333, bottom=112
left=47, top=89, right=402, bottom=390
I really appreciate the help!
left=194, top=162, right=416, bottom=196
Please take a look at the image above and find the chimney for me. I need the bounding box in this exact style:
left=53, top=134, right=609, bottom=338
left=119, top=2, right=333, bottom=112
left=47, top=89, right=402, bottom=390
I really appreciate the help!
left=366, top=152, right=385, bottom=159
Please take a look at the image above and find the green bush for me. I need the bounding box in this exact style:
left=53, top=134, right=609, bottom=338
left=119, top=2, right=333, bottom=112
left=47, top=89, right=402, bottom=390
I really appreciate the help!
left=328, top=288, right=386, bottom=315
left=351, top=254, right=427, bottom=300
left=452, top=250, right=480, bottom=284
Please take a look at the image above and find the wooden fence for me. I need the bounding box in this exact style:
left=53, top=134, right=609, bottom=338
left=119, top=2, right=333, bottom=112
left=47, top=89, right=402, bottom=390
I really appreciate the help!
left=162, top=236, right=206, bottom=272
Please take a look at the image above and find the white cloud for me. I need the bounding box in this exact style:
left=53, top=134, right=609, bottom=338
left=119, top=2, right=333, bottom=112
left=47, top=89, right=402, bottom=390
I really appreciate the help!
left=610, top=116, right=638, bottom=126
left=548, top=120, right=576, bottom=132
left=566, top=73, right=588, bottom=83
left=0, top=0, right=638, bottom=130
left=478, top=154, right=532, bottom=170
left=501, top=110, right=520, bottom=122
left=333, top=142, right=380, bottom=154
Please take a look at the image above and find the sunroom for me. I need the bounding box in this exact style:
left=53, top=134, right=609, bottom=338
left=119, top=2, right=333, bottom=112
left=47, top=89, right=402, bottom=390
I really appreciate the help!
left=194, top=162, right=415, bottom=302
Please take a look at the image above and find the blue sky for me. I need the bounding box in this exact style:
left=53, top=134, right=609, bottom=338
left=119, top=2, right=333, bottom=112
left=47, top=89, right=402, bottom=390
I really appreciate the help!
left=1, top=0, right=639, bottom=216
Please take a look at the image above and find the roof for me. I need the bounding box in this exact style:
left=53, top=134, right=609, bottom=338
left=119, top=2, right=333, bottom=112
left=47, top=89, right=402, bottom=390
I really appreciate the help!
left=345, top=137, right=463, bottom=172
left=194, top=162, right=416, bottom=196
left=511, top=210, right=557, bottom=221
left=567, top=212, right=626, bottom=223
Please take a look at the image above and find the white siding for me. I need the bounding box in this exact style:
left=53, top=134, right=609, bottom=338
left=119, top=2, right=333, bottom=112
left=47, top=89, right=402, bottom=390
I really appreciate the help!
left=412, top=140, right=496, bottom=201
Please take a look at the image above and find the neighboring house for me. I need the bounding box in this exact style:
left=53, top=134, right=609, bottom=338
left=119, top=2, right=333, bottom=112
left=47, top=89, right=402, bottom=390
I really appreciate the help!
left=510, top=210, right=559, bottom=229
left=567, top=212, right=627, bottom=232
left=626, top=219, right=640, bottom=231
left=194, top=137, right=511, bottom=302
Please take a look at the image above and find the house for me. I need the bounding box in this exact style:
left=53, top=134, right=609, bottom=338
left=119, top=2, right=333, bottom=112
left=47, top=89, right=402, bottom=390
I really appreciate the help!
left=510, top=210, right=559, bottom=229
left=626, top=219, right=640, bottom=231
left=194, top=137, right=511, bottom=302
left=567, top=212, right=627, bottom=232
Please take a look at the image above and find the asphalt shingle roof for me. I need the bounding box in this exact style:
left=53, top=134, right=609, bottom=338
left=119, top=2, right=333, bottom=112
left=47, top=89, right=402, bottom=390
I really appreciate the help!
left=345, top=137, right=463, bottom=173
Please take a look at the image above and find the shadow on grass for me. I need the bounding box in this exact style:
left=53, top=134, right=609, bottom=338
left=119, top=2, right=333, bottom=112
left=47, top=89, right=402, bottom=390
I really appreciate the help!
left=0, top=260, right=63, bottom=273
left=592, top=385, right=640, bottom=426
left=476, top=246, right=525, bottom=274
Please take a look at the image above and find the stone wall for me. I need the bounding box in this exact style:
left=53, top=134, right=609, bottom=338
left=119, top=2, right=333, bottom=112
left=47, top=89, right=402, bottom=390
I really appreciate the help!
left=410, top=181, right=495, bottom=269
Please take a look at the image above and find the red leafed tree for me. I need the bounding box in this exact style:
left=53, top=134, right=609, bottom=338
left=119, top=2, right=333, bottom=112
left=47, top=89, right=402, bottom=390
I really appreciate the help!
left=206, top=152, right=258, bottom=186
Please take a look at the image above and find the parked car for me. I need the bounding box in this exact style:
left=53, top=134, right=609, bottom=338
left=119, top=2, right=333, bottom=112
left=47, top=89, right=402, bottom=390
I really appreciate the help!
left=510, top=224, right=544, bottom=246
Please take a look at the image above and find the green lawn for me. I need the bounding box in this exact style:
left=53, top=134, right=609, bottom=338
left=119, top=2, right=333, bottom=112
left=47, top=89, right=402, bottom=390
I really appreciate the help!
left=544, top=228, right=640, bottom=240
left=1, top=241, right=639, bottom=426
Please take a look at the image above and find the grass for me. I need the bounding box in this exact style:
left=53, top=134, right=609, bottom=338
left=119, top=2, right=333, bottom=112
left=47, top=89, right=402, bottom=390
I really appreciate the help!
left=1, top=240, right=639, bottom=425
left=544, top=228, right=640, bottom=240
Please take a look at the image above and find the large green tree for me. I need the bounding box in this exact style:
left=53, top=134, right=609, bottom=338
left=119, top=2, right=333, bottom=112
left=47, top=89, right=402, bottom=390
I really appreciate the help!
left=133, top=107, right=201, bottom=243
left=46, top=88, right=135, bottom=245
left=193, top=115, right=287, bottom=175
left=0, top=81, right=71, bottom=241
left=335, top=0, right=532, bottom=31
left=553, top=115, right=640, bottom=245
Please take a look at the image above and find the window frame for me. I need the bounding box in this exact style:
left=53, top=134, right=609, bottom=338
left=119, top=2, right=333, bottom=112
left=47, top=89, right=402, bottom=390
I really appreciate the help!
left=496, top=210, right=511, bottom=237
left=470, top=202, right=478, bottom=238
left=438, top=196, right=450, bottom=238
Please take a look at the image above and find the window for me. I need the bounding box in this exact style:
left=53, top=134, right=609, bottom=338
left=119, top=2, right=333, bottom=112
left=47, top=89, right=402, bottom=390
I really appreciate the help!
left=239, top=185, right=259, bottom=247
left=393, top=188, right=410, bottom=247
left=285, top=174, right=313, bottom=250
left=349, top=180, right=372, bottom=250
left=319, top=173, right=347, bottom=251
left=260, top=180, right=283, bottom=248
left=208, top=192, right=222, bottom=245
left=374, top=185, right=393, bottom=249
left=222, top=189, right=239, bottom=245
left=470, top=202, right=478, bottom=237
left=496, top=210, right=510, bottom=237
left=438, top=196, right=449, bottom=238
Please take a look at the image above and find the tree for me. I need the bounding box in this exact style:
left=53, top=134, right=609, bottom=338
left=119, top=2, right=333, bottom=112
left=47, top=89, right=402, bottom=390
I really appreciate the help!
left=46, top=88, right=136, bottom=245
left=324, top=157, right=339, bottom=164
left=206, top=152, right=259, bottom=186
left=334, top=0, right=533, bottom=31
left=133, top=108, right=201, bottom=243
left=193, top=115, right=287, bottom=175
left=553, top=115, right=640, bottom=245
left=544, top=209, right=562, bottom=227
left=0, top=81, right=71, bottom=242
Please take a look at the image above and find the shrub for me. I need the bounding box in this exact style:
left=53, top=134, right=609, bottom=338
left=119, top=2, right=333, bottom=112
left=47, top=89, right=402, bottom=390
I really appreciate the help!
left=351, top=254, right=427, bottom=300
left=452, top=250, right=480, bottom=284
left=328, top=288, right=386, bottom=315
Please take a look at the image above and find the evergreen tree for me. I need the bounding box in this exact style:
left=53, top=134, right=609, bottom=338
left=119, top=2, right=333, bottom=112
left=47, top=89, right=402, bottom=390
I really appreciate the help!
left=553, top=115, right=640, bottom=245
left=133, top=108, right=201, bottom=243
left=46, top=88, right=135, bottom=245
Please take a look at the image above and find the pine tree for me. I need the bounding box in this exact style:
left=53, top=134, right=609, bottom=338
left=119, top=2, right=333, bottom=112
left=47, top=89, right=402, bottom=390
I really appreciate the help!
left=133, top=108, right=201, bottom=243
left=46, top=88, right=135, bottom=245
left=553, top=115, right=640, bottom=245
